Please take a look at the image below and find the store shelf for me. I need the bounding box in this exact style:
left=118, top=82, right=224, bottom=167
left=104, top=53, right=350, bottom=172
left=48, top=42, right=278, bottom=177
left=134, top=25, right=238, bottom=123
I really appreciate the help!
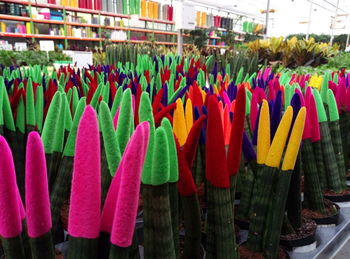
left=33, top=19, right=65, bottom=25
left=66, top=21, right=101, bottom=28
left=104, top=26, right=129, bottom=31
left=2, top=0, right=172, bottom=25
left=110, top=39, right=177, bottom=46
left=66, top=36, right=101, bottom=41
left=0, top=14, right=31, bottom=22
left=99, top=11, right=129, bottom=19
left=34, top=34, right=65, bottom=39
left=0, top=32, right=65, bottom=39
left=139, top=17, right=174, bottom=25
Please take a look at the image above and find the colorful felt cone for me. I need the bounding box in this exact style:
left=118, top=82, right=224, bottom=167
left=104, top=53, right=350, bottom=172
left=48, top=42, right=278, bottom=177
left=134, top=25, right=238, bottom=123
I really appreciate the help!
left=173, top=98, right=188, bottom=146
left=0, top=136, right=25, bottom=259
left=206, top=95, right=237, bottom=259
left=116, top=89, right=134, bottom=154
left=265, top=108, right=306, bottom=259
left=68, top=105, right=101, bottom=259
left=109, top=122, right=149, bottom=258
left=25, top=132, right=54, bottom=259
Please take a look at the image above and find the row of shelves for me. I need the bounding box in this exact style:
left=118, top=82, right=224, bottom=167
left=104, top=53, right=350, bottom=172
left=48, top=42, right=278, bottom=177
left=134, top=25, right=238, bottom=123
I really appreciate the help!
left=0, top=14, right=177, bottom=35
left=0, top=32, right=228, bottom=48
left=1, top=0, right=174, bottom=25
left=0, top=14, right=227, bottom=39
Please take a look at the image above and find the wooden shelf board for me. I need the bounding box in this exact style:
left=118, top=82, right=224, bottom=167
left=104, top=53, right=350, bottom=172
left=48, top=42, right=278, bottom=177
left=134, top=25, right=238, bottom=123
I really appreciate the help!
left=33, top=19, right=65, bottom=25
left=66, top=36, right=101, bottom=41
left=0, top=14, right=31, bottom=22
left=139, top=17, right=174, bottom=25
left=66, top=21, right=101, bottom=28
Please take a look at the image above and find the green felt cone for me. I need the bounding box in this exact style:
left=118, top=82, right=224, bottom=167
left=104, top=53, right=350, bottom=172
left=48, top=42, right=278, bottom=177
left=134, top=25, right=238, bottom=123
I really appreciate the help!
left=116, top=89, right=134, bottom=154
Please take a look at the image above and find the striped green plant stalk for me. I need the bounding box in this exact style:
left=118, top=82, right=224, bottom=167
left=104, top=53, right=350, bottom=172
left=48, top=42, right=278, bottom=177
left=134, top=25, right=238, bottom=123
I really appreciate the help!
left=319, top=122, right=343, bottom=192
left=264, top=107, right=306, bottom=259
left=327, top=89, right=347, bottom=188
left=29, top=231, right=54, bottom=259
left=248, top=104, right=294, bottom=253
left=286, top=154, right=302, bottom=229
left=328, top=121, right=347, bottom=188
left=208, top=183, right=238, bottom=259
left=247, top=166, right=277, bottom=252
left=1, top=236, right=26, bottom=259
left=142, top=185, right=154, bottom=258
left=68, top=237, right=98, bottom=259
left=182, top=194, right=201, bottom=259
left=312, top=140, right=327, bottom=190
left=108, top=245, right=129, bottom=259
left=302, top=139, right=326, bottom=213
left=264, top=170, right=292, bottom=259
left=236, top=161, right=256, bottom=221
left=151, top=184, right=176, bottom=259
left=313, top=89, right=343, bottom=192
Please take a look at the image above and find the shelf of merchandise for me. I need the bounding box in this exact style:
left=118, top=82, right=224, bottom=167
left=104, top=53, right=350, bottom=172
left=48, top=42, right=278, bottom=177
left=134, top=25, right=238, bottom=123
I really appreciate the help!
left=0, top=1, right=178, bottom=48
left=33, top=19, right=65, bottom=25
left=0, top=14, right=31, bottom=22
left=66, top=21, right=101, bottom=28
left=1, top=0, right=240, bottom=48
left=0, top=32, right=65, bottom=39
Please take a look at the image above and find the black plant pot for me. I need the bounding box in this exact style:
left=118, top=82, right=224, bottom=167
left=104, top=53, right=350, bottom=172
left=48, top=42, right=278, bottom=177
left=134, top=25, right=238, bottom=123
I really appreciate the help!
left=280, top=219, right=317, bottom=250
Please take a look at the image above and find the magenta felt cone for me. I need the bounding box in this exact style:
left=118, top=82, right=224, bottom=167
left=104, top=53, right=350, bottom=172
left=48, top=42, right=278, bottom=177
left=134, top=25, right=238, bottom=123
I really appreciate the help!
left=17, top=188, right=25, bottom=220
left=100, top=168, right=122, bottom=234
left=113, top=107, right=120, bottom=130
left=0, top=136, right=22, bottom=238
left=68, top=105, right=101, bottom=239
left=111, top=122, right=150, bottom=247
left=100, top=122, right=150, bottom=235
left=25, top=132, right=51, bottom=238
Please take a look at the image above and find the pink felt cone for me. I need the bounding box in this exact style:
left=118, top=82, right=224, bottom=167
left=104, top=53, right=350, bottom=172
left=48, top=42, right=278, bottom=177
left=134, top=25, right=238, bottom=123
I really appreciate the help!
left=17, top=188, right=25, bottom=220
left=110, top=122, right=150, bottom=247
left=101, top=122, right=150, bottom=234
left=113, top=107, right=120, bottom=130
left=68, top=105, right=101, bottom=239
left=250, top=93, right=259, bottom=130
left=25, top=132, right=52, bottom=238
left=100, top=164, right=122, bottom=233
left=0, top=136, right=22, bottom=238
left=309, top=95, right=321, bottom=143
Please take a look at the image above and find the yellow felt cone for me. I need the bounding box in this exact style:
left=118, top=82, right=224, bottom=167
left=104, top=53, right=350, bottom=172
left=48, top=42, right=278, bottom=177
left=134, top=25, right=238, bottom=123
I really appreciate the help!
left=173, top=99, right=188, bottom=146
left=185, top=98, right=193, bottom=134
left=282, top=107, right=306, bottom=171
left=265, top=106, right=293, bottom=168
left=257, top=100, right=270, bottom=164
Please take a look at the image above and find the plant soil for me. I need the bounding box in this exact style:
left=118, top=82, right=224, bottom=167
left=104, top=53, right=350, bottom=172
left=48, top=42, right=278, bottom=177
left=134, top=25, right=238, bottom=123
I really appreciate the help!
left=281, top=218, right=317, bottom=241
left=324, top=187, right=350, bottom=196
left=239, top=245, right=289, bottom=259
left=302, top=199, right=338, bottom=219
